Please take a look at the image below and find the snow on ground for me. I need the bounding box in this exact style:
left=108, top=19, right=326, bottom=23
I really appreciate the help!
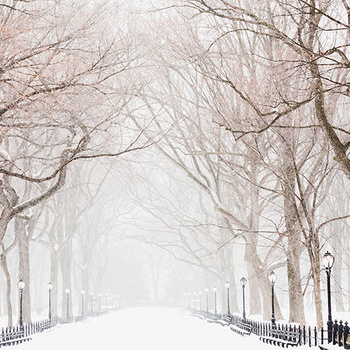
left=15, top=307, right=314, bottom=350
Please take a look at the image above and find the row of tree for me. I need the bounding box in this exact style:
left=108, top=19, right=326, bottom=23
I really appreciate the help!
left=0, top=0, right=350, bottom=331
left=124, top=0, right=350, bottom=329
left=0, top=0, right=150, bottom=326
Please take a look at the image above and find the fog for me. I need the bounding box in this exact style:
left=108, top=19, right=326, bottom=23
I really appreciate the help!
left=0, top=0, right=349, bottom=332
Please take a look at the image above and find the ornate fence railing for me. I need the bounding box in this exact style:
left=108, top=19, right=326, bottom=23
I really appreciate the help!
left=189, top=308, right=350, bottom=349
left=0, top=309, right=111, bottom=347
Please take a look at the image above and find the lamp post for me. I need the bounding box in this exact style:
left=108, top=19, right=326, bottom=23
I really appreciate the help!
left=205, top=288, right=209, bottom=313
left=90, top=292, right=94, bottom=314
left=322, top=251, right=335, bottom=343
left=65, top=288, right=70, bottom=319
left=47, top=282, right=52, bottom=321
left=18, top=279, right=25, bottom=328
left=81, top=290, right=85, bottom=317
left=213, top=286, right=217, bottom=315
left=225, top=281, right=230, bottom=315
left=268, top=271, right=277, bottom=327
left=240, top=277, right=247, bottom=320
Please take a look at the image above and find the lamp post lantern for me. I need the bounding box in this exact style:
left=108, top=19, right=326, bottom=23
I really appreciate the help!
left=225, top=281, right=230, bottom=315
left=81, top=290, right=85, bottom=317
left=268, top=271, right=277, bottom=327
left=17, top=279, right=25, bottom=328
left=240, top=277, right=247, bottom=320
left=65, top=288, right=70, bottom=318
left=205, top=288, right=209, bottom=313
left=47, top=282, right=52, bottom=321
left=213, top=286, right=217, bottom=315
left=322, top=251, right=335, bottom=343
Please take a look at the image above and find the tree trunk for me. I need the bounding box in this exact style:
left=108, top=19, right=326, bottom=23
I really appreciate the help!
left=16, top=217, right=32, bottom=324
left=60, top=241, right=72, bottom=317
left=50, top=250, right=60, bottom=318
left=311, top=261, right=323, bottom=329
left=332, top=230, right=345, bottom=312
left=245, top=241, right=283, bottom=321
left=247, top=262, right=261, bottom=315
left=286, top=242, right=305, bottom=324
left=281, top=133, right=306, bottom=325
left=0, top=246, right=13, bottom=327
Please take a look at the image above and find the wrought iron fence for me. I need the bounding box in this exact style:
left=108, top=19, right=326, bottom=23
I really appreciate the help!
left=189, top=308, right=350, bottom=348
left=0, top=309, right=111, bottom=347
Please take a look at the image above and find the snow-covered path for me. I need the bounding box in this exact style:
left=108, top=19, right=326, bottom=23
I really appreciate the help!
left=16, top=307, right=312, bottom=350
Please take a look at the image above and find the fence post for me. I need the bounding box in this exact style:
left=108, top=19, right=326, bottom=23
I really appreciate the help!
left=339, top=321, right=344, bottom=347
left=309, top=326, right=311, bottom=347
left=314, top=327, right=317, bottom=346
left=334, top=320, right=339, bottom=345
left=344, top=322, right=349, bottom=349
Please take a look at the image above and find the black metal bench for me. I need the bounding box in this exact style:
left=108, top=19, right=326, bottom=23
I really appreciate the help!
left=190, top=312, right=207, bottom=321
left=215, top=314, right=232, bottom=327
left=259, top=327, right=300, bottom=348
left=230, top=319, right=252, bottom=336
left=0, top=328, right=31, bottom=347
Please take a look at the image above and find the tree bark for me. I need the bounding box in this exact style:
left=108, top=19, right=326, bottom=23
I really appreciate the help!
left=16, top=217, right=32, bottom=324
left=50, top=250, right=60, bottom=318
left=0, top=244, right=13, bottom=327
left=281, top=137, right=305, bottom=325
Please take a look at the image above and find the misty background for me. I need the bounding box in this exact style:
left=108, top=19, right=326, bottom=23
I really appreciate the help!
left=0, top=0, right=349, bottom=332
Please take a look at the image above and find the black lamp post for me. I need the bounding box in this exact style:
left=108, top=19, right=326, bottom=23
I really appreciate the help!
left=322, top=251, right=335, bottom=343
left=90, top=292, right=94, bottom=314
left=225, top=281, right=230, bottom=315
left=268, top=271, right=277, bottom=327
left=47, top=282, right=52, bottom=321
left=81, top=290, right=85, bottom=317
left=205, top=288, right=209, bottom=313
left=18, top=279, right=25, bottom=328
left=240, top=277, right=247, bottom=320
left=65, top=288, right=70, bottom=319
left=213, top=286, right=217, bottom=315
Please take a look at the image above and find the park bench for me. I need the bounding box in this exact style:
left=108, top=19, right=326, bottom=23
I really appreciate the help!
left=38, top=321, right=54, bottom=332
left=215, top=314, right=232, bottom=327
left=259, top=327, right=300, bottom=348
left=230, top=319, right=252, bottom=336
left=0, top=327, right=31, bottom=347
left=206, top=313, right=219, bottom=324
left=190, top=311, right=207, bottom=321
left=318, top=336, right=350, bottom=350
